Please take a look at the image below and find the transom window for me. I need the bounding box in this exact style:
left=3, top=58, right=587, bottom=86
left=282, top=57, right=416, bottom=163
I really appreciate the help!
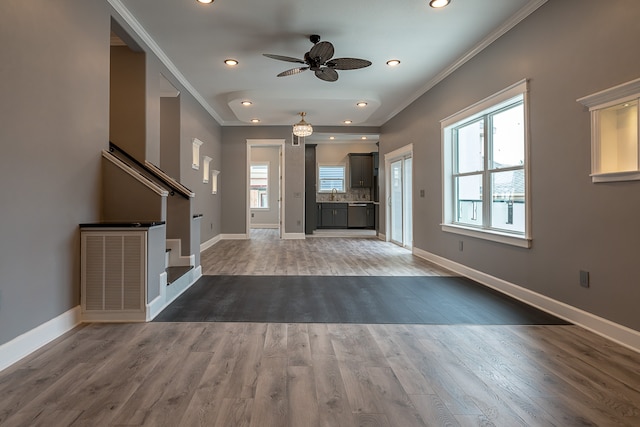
left=250, top=162, right=269, bottom=209
left=442, top=79, right=531, bottom=248
left=318, top=165, right=346, bottom=192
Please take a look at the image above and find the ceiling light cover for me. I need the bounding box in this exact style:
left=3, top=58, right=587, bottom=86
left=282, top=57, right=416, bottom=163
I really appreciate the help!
left=344, top=120, right=352, bottom=124
left=197, top=0, right=214, bottom=4
left=250, top=118, right=260, bottom=123
left=356, top=102, right=368, bottom=107
left=386, top=59, right=401, bottom=66
left=241, top=101, right=252, bottom=106
left=224, top=59, right=238, bottom=66
left=429, top=0, right=451, bottom=8
left=292, top=112, right=313, bottom=137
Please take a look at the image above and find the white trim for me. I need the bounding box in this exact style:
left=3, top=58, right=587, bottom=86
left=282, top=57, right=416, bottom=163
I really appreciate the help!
left=221, top=233, right=249, bottom=240
left=0, top=306, right=82, bottom=373
left=247, top=140, right=285, bottom=239
left=577, top=77, right=640, bottom=109
left=591, top=171, right=640, bottom=183
left=441, top=224, right=531, bottom=248
left=383, top=1, right=547, bottom=124
left=200, top=234, right=222, bottom=252
left=102, top=151, right=169, bottom=196
left=251, top=224, right=279, bottom=229
left=108, top=0, right=223, bottom=125
left=283, top=232, right=306, bottom=240
left=412, top=247, right=640, bottom=353
left=165, top=239, right=195, bottom=267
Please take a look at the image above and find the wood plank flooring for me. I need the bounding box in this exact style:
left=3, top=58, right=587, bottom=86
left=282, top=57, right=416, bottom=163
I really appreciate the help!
left=1, top=229, right=639, bottom=426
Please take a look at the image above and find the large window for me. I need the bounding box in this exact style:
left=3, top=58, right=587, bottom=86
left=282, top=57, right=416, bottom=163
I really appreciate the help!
left=250, top=163, right=269, bottom=209
left=442, top=79, right=530, bottom=248
left=318, top=165, right=346, bottom=192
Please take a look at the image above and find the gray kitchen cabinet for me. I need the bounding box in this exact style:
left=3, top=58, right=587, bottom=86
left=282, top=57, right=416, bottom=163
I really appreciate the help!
left=320, top=203, right=348, bottom=228
left=349, top=153, right=373, bottom=188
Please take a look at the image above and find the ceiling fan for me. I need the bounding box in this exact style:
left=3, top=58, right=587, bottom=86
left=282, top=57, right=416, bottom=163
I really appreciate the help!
left=263, top=34, right=372, bottom=82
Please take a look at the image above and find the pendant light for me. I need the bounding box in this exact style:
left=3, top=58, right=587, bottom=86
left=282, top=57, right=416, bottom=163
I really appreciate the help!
left=292, top=112, right=313, bottom=137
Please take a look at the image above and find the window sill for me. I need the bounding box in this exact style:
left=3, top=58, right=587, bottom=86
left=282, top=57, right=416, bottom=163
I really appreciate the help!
left=591, top=171, right=640, bottom=183
left=251, top=208, right=270, bottom=211
left=441, top=224, right=531, bottom=248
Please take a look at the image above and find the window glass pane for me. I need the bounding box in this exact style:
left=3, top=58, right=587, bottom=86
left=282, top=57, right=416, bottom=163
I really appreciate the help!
left=491, top=103, right=524, bottom=169
left=491, top=170, right=525, bottom=233
left=250, top=163, right=268, bottom=208
left=456, top=119, right=484, bottom=174
left=318, top=165, right=345, bottom=192
left=455, top=174, right=483, bottom=227
left=597, top=100, right=638, bottom=173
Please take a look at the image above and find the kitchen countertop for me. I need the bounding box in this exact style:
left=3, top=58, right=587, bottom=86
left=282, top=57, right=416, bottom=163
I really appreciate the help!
left=317, top=200, right=376, bottom=204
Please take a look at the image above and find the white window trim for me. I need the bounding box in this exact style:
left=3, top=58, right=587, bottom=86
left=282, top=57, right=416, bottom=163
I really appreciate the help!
left=441, top=79, right=532, bottom=248
left=317, top=163, right=347, bottom=193
left=250, top=162, right=270, bottom=210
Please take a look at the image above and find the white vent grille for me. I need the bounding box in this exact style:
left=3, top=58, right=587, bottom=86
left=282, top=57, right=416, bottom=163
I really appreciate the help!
left=81, top=231, right=146, bottom=313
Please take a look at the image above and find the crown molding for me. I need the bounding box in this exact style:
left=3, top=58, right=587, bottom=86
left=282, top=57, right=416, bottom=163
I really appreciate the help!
left=108, top=0, right=224, bottom=125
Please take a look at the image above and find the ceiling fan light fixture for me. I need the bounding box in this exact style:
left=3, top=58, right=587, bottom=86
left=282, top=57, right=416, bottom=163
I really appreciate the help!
left=429, top=0, right=451, bottom=8
left=293, top=112, right=313, bottom=137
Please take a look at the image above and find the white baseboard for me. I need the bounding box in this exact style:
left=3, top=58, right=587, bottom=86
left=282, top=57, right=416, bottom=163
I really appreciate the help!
left=0, top=306, right=82, bottom=373
left=250, top=224, right=279, bottom=229
left=200, top=234, right=221, bottom=252
left=378, top=233, right=386, bottom=241
left=220, top=233, right=249, bottom=240
left=413, top=247, right=640, bottom=353
left=283, top=232, right=306, bottom=240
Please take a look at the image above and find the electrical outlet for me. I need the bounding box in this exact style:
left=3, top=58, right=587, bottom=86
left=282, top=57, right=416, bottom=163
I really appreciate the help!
left=251, top=213, right=254, bottom=218
left=420, top=189, right=425, bottom=198
left=458, top=241, right=463, bottom=251
left=579, top=270, right=590, bottom=288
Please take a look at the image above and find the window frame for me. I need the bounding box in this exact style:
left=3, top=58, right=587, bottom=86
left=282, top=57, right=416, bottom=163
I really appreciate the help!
left=441, top=79, right=531, bottom=248
left=317, top=164, right=346, bottom=193
left=249, top=162, right=269, bottom=210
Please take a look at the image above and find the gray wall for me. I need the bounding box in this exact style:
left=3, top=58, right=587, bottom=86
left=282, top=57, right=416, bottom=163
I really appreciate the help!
left=380, top=0, right=640, bottom=331
left=221, top=127, right=305, bottom=235
left=0, top=0, right=222, bottom=347
left=0, top=0, right=109, bottom=345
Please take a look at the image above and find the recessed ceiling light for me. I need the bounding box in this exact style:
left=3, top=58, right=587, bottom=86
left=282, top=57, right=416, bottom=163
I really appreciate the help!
left=361, top=136, right=367, bottom=140
left=429, top=0, right=451, bottom=8
left=386, top=59, right=401, bottom=67
left=356, top=102, right=368, bottom=107
left=224, top=59, right=238, bottom=66
left=329, top=136, right=335, bottom=140
left=241, top=101, right=252, bottom=106
left=250, top=118, right=260, bottom=123
left=344, top=120, right=352, bottom=124
left=197, top=0, right=214, bottom=4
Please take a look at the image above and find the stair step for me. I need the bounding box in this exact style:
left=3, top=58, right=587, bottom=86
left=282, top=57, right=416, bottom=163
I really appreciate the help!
left=166, top=266, right=194, bottom=285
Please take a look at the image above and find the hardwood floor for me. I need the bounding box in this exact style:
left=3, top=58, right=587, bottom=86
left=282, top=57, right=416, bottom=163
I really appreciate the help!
left=1, top=229, right=639, bottom=426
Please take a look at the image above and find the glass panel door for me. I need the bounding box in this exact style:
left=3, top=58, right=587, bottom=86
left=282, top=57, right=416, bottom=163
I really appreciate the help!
left=390, top=159, right=404, bottom=245
left=403, top=157, right=412, bottom=248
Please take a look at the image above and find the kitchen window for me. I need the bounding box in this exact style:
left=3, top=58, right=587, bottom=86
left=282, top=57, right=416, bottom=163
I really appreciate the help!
left=318, top=164, right=346, bottom=192
left=250, top=162, right=269, bottom=209
left=441, top=79, right=531, bottom=248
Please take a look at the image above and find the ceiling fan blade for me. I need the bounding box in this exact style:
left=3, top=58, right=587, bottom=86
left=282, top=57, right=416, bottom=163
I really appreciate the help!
left=309, top=41, right=334, bottom=63
left=315, top=67, right=338, bottom=82
left=277, top=67, right=309, bottom=77
left=263, top=54, right=306, bottom=64
left=327, top=58, right=372, bottom=70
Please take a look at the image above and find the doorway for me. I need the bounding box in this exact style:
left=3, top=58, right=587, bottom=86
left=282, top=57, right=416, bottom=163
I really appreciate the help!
left=246, top=139, right=285, bottom=239
left=385, top=144, right=413, bottom=249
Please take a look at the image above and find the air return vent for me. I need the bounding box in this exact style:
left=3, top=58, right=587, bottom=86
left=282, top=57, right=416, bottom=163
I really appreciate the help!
left=81, top=231, right=146, bottom=317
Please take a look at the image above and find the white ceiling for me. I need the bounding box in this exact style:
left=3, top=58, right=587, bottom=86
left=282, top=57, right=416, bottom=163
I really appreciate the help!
left=112, top=0, right=545, bottom=140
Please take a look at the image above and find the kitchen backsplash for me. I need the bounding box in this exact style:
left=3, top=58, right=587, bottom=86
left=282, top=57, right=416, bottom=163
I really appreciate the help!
left=316, top=187, right=371, bottom=202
